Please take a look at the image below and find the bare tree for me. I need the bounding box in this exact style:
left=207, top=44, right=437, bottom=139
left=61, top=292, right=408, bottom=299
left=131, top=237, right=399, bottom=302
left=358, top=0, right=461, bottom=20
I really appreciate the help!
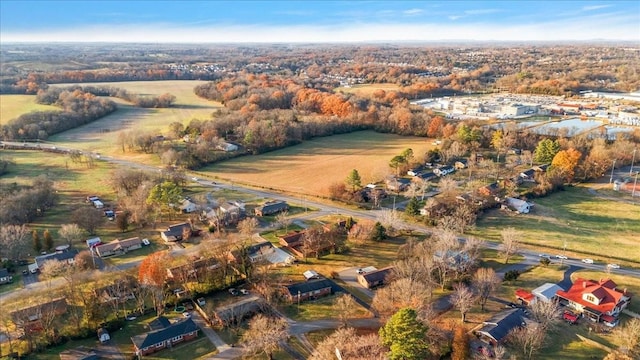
left=333, top=293, right=359, bottom=327
left=508, top=325, right=546, bottom=360
left=348, top=220, right=374, bottom=247
left=310, top=327, right=385, bottom=360
left=372, top=278, right=431, bottom=320
left=450, top=283, right=475, bottom=323
left=275, top=211, right=290, bottom=231
left=242, top=314, right=289, bottom=360
left=616, top=318, right=640, bottom=356
left=58, top=223, right=83, bottom=245
left=438, top=177, right=459, bottom=199
left=473, top=268, right=501, bottom=311
left=528, top=300, right=561, bottom=332
left=238, top=217, right=259, bottom=238
left=376, top=208, right=403, bottom=235
left=0, top=224, right=30, bottom=262
left=499, top=227, right=521, bottom=264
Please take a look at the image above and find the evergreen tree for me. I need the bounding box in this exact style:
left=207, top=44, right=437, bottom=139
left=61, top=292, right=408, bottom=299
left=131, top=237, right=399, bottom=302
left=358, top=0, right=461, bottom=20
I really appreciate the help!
left=43, top=229, right=53, bottom=251
left=371, top=222, right=387, bottom=241
left=534, top=139, right=560, bottom=163
left=32, top=230, right=42, bottom=253
left=379, top=307, right=429, bottom=360
left=345, top=169, right=362, bottom=191
left=405, top=197, right=421, bottom=216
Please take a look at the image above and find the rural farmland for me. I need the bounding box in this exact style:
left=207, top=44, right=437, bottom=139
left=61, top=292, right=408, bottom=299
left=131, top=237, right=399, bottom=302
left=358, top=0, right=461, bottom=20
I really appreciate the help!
left=0, top=94, right=60, bottom=124
left=201, top=130, right=434, bottom=197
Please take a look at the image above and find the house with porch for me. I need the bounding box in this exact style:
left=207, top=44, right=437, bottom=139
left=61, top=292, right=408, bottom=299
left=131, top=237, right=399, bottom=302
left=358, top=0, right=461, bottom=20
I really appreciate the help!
left=357, top=266, right=393, bottom=289
left=254, top=200, right=288, bottom=216
left=0, top=268, right=13, bottom=285
left=131, top=316, right=199, bottom=356
left=34, top=249, right=79, bottom=271
left=284, top=279, right=334, bottom=302
left=555, top=278, right=632, bottom=327
left=160, top=222, right=192, bottom=242
left=94, top=237, right=143, bottom=258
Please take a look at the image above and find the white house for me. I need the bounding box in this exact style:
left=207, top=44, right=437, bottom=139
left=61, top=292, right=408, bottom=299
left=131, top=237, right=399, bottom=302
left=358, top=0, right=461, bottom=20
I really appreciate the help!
left=505, top=197, right=533, bottom=214
left=434, top=165, right=455, bottom=177
left=217, top=142, right=239, bottom=152
left=179, top=199, right=198, bottom=213
left=93, top=200, right=104, bottom=209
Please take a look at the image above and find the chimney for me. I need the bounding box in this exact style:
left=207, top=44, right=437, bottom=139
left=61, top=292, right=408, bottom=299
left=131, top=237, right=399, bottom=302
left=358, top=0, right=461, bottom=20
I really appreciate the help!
left=583, top=281, right=587, bottom=288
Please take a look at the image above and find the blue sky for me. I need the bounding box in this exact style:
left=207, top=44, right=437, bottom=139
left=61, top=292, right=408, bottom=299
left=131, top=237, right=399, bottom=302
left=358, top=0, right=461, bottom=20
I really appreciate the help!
left=1, top=1, right=639, bottom=43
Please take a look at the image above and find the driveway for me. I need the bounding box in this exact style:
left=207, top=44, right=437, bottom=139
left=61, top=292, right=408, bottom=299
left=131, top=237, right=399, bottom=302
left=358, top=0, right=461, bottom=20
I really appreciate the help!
left=94, top=342, right=125, bottom=360
left=557, top=265, right=580, bottom=291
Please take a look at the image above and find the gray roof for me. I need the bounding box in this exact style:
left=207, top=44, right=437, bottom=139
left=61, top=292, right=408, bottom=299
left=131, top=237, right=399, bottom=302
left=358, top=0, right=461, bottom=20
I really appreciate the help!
left=35, top=249, right=79, bottom=267
left=286, top=279, right=334, bottom=297
left=360, top=267, right=393, bottom=285
left=131, top=317, right=198, bottom=349
left=477, top=308, right=527, bottom=343
left=0, top=268, right=9, bottom=278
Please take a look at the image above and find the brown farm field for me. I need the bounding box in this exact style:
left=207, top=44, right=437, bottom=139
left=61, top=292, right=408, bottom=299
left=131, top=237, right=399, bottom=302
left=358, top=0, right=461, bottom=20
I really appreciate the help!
left=334, top=83, right=400, bottom=97
left=201, top=130, right=434, bottom=197
left=45, top=80, right=222, bottom=154
left=0, top=94, right=60, bottom=124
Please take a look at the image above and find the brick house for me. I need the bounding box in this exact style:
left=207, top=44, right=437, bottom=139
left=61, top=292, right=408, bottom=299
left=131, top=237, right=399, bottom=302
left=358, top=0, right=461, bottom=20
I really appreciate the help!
left=284, top=279, right=334, bottom=302
left=131, top=317, right=199, bottom=356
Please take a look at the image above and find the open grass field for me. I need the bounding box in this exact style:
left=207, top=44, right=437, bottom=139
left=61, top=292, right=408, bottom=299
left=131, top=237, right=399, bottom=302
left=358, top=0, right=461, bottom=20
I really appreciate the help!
left=473, top=186, right=640, bottom=264
left=45, top=80, right=222, bottom=155
left=203, top=130, right=434, bottom=197
left=334, top=83, right=400, bottom=97
left=0, top=94, right=60, bottom=124
left=280, top=293, right=371, bottom=322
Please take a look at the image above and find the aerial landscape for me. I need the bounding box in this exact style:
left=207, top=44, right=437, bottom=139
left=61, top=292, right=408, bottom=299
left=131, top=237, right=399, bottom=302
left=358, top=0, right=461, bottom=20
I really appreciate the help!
left=1, top=1, right=640, bottom=359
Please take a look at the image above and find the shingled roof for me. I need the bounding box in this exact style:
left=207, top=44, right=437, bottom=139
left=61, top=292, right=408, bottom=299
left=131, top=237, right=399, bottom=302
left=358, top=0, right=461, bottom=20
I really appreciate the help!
left=131, top=317, right=198, bottom=349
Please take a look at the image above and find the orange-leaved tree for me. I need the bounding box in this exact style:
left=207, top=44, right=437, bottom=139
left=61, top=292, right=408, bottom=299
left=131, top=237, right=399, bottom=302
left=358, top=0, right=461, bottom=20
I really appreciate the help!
left=551, top=148, right=582, bottom=182
left=139, top=251, right=170, bottom=315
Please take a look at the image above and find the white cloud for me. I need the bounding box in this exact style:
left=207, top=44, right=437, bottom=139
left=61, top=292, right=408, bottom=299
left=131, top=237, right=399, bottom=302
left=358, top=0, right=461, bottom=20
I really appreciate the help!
left=464, top=9, right=502, bottom=15
left=2, top=14, right=638, bottom=43
left=403, top=8, right=424, bottom=16
left=582, top=4, right=613, bottom=11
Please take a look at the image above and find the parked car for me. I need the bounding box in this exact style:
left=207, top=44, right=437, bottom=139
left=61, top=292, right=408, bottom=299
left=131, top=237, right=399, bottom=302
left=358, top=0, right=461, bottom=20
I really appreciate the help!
left=582, top=258, right=594, bottom=264
left=126, top=315, right=137, bottom=321
left=182, top=312, right=191, bottom=318
left=197, top=298, right=206, bottom=306
left=556, top=255, right=568, bottom=260
left=607, top=263, right=620, bottom=269
left=356, top=268, right=365, bottom=274
left=142, top=238, right=151, bottom=246
left=228, top=288, right=239, bottom=296
left=240, top=289, right=250, bottom=295
left=539, top=254, right=551, bottom=259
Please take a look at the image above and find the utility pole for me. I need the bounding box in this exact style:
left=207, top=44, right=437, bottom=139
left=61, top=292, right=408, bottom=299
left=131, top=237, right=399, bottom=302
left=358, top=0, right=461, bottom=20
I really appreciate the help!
left=631, top=148, right=637, bottom=175
left=633, top=172, right=638, bottom=198
left=609, top=159, right=616, bottom=184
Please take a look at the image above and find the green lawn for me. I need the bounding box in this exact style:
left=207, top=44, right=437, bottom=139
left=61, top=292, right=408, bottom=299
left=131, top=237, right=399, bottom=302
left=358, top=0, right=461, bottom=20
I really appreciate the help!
left=0, top=94, right=60, bottom=123
left=478, top=248, right=525, bottom=271
left=279, top=293, right=371, bottom=322
left=474, top=186, right=640, bottom=264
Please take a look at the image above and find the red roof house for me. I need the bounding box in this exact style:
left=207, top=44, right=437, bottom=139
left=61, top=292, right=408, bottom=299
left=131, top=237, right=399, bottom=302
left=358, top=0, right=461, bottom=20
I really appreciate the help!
left=515, top=289, right=535, bottom=305
left=556, top=278, right=631, bottom=325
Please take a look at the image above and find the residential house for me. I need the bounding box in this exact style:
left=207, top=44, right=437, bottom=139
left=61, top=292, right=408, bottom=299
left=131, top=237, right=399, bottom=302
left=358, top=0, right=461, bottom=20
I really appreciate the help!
left=278, top=231, right=305, bottom=248
left=532, top=283, right=563, bottom=303
left=160, top=222, right=192, bottom=242
left=94, top=237, right=143, bottom=258
left=229, top=241, right=295, bottom=266
left=59, top=346, right=99, bottom=360
left=385, top=176, right=411, bottom=192
left=285, top=279, right=333, bottom=302
left=415, top=171, right=436, bottom=181
left=179, top=199, right=198, bottom=214
left=407, top=166, right=425, bottom=176
left=556, top=278, right=632, bottom=326
left=303, top=270, right=321, bottom=280
left=519, top=169, right=536, bottom=182
left=166, top=257, right=220, bottom=281
left=454, top=159, right=468, bottom=169
left=357, top=266, right=393, bottom=289
left=476, top=308, right=528, bottom=346
left=11, top=297, right=68, bottom=332
left=534, top=164, right=550, bottom=172
left=94, top=278, right=137, bottom=303
left=0, top=268, right=13, bottom=285
left=478, top=182, right=501, bottom=197
left=434, top=165, right=455, bottom=177
left=255, top=200, right=289, bottom=216
left=216, top=142, right=239, bottom=152
left=86, top=237, right=102, bottom=248
left=212, top=296, right=264, bottom=326
left=505, top=197, right=533, bottom=214
left=34, top=249, right=79, bottom=271
left=131, top=317, right=199, bottom=356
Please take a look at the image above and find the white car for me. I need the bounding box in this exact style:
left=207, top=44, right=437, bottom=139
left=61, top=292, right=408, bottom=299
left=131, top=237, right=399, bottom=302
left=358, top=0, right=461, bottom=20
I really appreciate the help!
left=581, top=258, right=594, bottom=264
left=556, top=255, right=568, bottom=260
left=142, top=238, right=150, bottom=246
left=607, top=263, right=620, bottom=269
left=539, top=254, right=551, bottom=259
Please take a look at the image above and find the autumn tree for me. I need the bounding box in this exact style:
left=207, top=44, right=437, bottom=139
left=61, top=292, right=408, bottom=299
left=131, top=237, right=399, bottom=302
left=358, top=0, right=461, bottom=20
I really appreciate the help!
left=551, top=148, right=582, bottom=182
left=451, top=325, right=470, bottom=360
left=43, top=229, right=53, bottom=251
left=450, top=283, right=475, bottom=323
left=427, top=116, right=444, bottom=138
left=379, top=307, right=429, bottom=360
left=241, top=314, right=289, bottom=360
left=473, top=267, right=501, bottom=311
left=345, top=169, right=362, bottom=191
left=499, top=227, right=521, bottom=264
left=139, top=251, right=170, bottom=315
left=32, top=230, right=42, bottom=253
